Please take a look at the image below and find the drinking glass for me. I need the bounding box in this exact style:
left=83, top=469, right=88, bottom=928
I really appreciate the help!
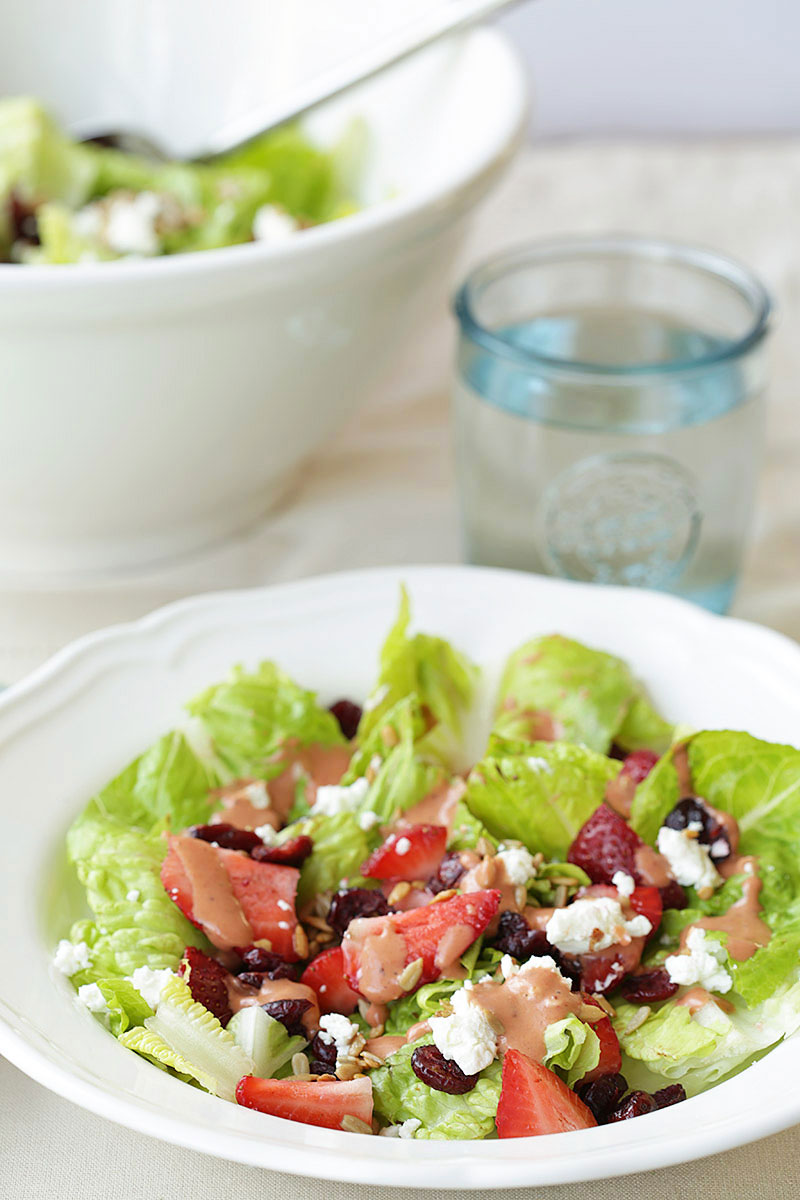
left=452, top=236, right=772, bottom=613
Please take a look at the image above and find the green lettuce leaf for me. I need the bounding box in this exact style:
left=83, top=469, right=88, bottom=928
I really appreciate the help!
left=295, top=810, right=373, bottom=907
left=543, top=1016, right=601, bottom=1087
left=464, top=741, right=620, bottom=860
left=615, top=691, right=675, bottom=754
left=227, top=1006, right=306, bottom=1079
left=93, top=978, right=153, bottom=1037
left=371, top=1036, right=501, bottom=1139
left=358, top=588, right=478, bottom=766
left=0, top=98, right=97, bottom=216
left=383, top=945, right=503, bottom=1036
left=447, top=798, right=497, bottom=853
left=186, top=661, right=345, bottom=780
left=494, top=634, right=670, bottom=754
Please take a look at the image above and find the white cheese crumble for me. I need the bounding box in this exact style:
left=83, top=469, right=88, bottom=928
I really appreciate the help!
left=612, top=871, right=636, bottom=898
left=429, top=986, right=498, bottom=1075
left=526, top=756, right=552, bottom=772
left=358, top=810, right=380, bottom=831
left=317, top=1014, right=366, bottom=1065
left=77, top=983, right=109, bottom=1014
left=496, top=845, right=537, bottom=886
left=252, top=204, right=299, bottom=244
left=656, top=826, right=721, bottom=891
left=379, top=1118, right=422, bottom=1138
left=53, top=939, right=91, bottom=976
left=363, top=684, right=390, bottom=713
left=126, top=889, right=141, bottom=903
left=255, top=823, right=280, bottom=844
left=314, top=776, right=370, bottom=817
left=545, top=897, right=651, bottom=956
left=105, top=191, right=164, bottom=256
left=664, top=927, right=732, bottom=993
left=127, top=966, right=176, bottom=1010
left=395, top=836, right=412, bottom=856
left=368, top=755, right=384, bottom=773
left=243, top=780, right=270, bottom=808
left=500, top=953, right=567, bottom=983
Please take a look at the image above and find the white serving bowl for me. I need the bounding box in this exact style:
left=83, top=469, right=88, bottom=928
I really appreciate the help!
left=1, top=565, right=800, bottom=1189
left=0, top=2, right=526, bottom=577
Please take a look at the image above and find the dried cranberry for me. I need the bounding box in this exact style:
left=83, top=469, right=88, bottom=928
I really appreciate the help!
left=239, top=947, right=297, bottom=980
left=9, top=192, right=39, bottom=245
left=261, top=998, right=311, bottom=1038
left=608, top=1089, right=658, bottom=1122
left=251, top=834, right=314, bottom=867
left=329, top=699, right=363, bottom=740
left=188, top=823, right=262, bottom=853
left=429, top=851, right=467, bottom=893
left=327, top=887, right=389, bottom=937
left=619, top=750, right=659, bottom=784
left=620, top=967, right=679, bottom=1004
left=492, top=911, right=552, bottom=961
left=309, top=1032, right=338, bottom=1074
left=659, top=880, right=687, bottom=911
left=410, top=1045, right=479, bottom=1094
left=663, top=797, right=732, bottom=862
left=236, top=971, right=266, bottom=988
left=578, top=1073, right=628, bottom=1123
left=652, top=1083, right=686, bottom=1109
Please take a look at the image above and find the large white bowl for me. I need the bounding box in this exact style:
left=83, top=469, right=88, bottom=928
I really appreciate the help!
left=1, top=565, right=800, bottom=1189
left=0, top=2, right=526, bottom=577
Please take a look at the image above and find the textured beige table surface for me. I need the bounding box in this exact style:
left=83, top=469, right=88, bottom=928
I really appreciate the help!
left=1, top=140, right=799, bottom=1198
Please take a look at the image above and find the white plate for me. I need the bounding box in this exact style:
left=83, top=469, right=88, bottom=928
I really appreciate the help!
left=1, top=565, right=799, bottom=1190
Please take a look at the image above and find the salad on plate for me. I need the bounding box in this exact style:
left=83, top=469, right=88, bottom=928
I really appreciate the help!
left=0, top=97, right=362, bottom=264
left=54, top=589, right=800, bottom=1139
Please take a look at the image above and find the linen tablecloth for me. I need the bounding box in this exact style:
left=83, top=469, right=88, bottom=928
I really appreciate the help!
left=2, top=140, right=800, bottom=1198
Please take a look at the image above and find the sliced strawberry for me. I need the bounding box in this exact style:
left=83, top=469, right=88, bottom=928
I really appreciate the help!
left=568, top=804, right=646, bottom=885
left=361, top=824, right=447, bottom=882
left=236, top=1074, right=373, bottom=1130
left=629, top=885, right=662, bottom=936
left=301, top=946, right=360, bottom=1015
left=620, top=750, right=659, bottom=784
left=178, top=947, right=233, bottom=1025
left=496, top=1050, right=597, bottom=1137
left=160, top=837, right=301, bottom=960
left=578, top=1010, right=622, bottom=1084
left=342, top=890, right=501, bottom=1001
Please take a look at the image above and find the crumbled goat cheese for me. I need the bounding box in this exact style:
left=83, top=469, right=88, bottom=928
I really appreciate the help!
left=243, top=780, right=270, bottom=808
left=500, top=953, right=567, bottom=983
left=363, top=684, right=390, bottom=713
left=545, top=897, right=651, bottom=956
left=255, top=823, right=280, bottom=844
left=252, top=204, right=299, bottom=244
left=314, top=777, right=370, bottom=817
left=317, top=1014, right=366, bottom=1065
left=53, top=939, right=91, bottom=977
left=612, top=871, right=636, bottom=898
left=128, top=966, right=176, bottom=1010
left=105, top=191, right=164, bottom=256
left=496, top=845, right=537, bottom=886
left=395, top=836, right=412, bottom=856
left=429, top=986, right=498, bottom=1075
left=379, top=1118, right=422, bottom=1138
left=126, top=889, right=141, bottom=903
left=77, top=983, right=109, bottom=1014
left=656, top=825, right=721, bottom=891
left=664, top=927, right=732, bottom=993
left=358, top=810, right=380, bottom=831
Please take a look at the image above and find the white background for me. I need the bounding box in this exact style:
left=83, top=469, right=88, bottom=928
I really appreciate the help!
left=496, top=0, right=798, bottom=135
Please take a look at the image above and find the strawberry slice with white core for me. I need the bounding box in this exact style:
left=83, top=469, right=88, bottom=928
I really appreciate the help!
left=161, top=835, right=301, bottom=960
left=361, top=824, right=447, bottom=882
left=496, top=1050, right=597, bottom=1137
left=236, top=1074, right=373, bottom=1131
left=342, top=889, right=501, bottom=1003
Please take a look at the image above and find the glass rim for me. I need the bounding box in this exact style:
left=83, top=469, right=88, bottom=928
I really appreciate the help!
left=453, top=234, right=773, bottom=377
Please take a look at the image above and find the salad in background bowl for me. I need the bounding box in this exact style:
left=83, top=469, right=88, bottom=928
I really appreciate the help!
left=52, top=585, right=800, bottom=1141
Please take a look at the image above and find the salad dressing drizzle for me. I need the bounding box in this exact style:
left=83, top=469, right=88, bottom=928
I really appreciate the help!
left=676, top=987, right=735, bottom=1015
left=227, top=976, right=320, bottom=1033
left=172, top=836, right=253, bottom=952
left=269, top=739, right=352, bottom=821
left=400, top=778, right=466, bottom=834
left=682, top=855, right=771, bottom=961
left=459, top=854, right=525, bottom=934
left=343, top=918, right=410, bottom=1004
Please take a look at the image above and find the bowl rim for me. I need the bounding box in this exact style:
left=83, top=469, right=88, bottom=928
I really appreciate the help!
left=2, top=565, right=800, bottom=1188
left=0, top=28, right=527, bottom=293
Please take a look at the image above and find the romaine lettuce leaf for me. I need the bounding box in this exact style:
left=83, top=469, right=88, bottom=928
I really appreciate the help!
left=295, top=810, right=374, bottom=907
left=543, top=1016, right=601, bottom=1087
left=463, top=741, right=620, bottom=860
left=186, top=661, right=345, bottom=780
left=358, top=588, right=478, bottom=766
left=93, top=978, right=154, bottom=1037
left=494, top=634, right=672, bottom=754
left=226, top=1006, right=306, bottom=1079
left=371, top=1036, right=501, bottom=1139
left=0, top=98, right=97, bottom=216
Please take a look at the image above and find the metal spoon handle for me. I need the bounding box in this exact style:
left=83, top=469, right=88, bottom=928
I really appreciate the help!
left=196, top=0, right=525, bottom=160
